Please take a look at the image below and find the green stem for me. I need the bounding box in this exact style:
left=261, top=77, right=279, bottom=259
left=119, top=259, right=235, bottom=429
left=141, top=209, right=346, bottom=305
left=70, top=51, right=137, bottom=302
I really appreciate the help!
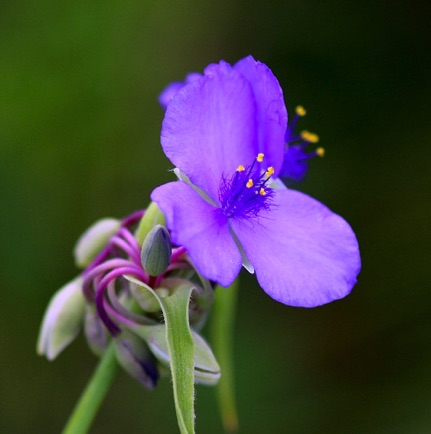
left=62, top=342, right=118, bottom=434
left=212, top=281, right=239, bottom=432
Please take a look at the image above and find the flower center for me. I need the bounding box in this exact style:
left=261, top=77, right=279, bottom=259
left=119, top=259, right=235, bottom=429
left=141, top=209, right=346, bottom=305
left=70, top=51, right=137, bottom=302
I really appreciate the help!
left=219, top=153, right=275, bottom=219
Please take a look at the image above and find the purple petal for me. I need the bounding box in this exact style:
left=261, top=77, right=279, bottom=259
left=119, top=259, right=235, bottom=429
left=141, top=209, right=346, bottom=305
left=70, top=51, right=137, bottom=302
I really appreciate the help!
left=151, top=181, right=242, bottom=286
left=158, top=82, right=184, bottom=109
left=231, top=189, right=361, bottom=307
left=161, top=61, right=258, bottom=202
left=234, top=55, right=287, bottom=176
left=158, top=73, right=202, bottom=109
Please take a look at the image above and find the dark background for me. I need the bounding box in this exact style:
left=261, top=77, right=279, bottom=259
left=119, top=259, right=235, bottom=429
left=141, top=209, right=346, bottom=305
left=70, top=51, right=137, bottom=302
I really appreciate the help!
left=1, top=1, right=430, bottom=433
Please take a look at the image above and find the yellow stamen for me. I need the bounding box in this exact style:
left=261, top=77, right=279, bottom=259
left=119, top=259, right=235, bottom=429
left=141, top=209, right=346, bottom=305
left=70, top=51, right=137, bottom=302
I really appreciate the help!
left=316, top=147, right=325, bottom=157
left=265, top=166, right=275, bottom=177
left=236, top=164, right=245, bottom=172
left=259, top=187, right=266, bottom=196
left=295, top=105, right=306, bottom=116
left=246, top=179, right=254, bottom=188
left=300, top=130, right=320, bottom=143
left=257, top=153, right=264, bottom=162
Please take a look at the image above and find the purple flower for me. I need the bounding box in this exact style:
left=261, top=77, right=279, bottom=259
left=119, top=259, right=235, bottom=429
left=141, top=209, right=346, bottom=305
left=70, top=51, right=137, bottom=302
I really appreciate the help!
left=151, top=56, right=360, bottom=307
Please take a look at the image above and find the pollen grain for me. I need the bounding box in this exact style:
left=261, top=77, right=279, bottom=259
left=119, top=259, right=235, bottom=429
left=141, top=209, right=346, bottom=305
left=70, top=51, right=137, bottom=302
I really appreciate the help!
left=301, top=130, right=320, bottom=143
left=295, top=105, right=306, bottom=116
left=316, top=147, right=325, bottom=157
left=265, top=166, right=275, bottom=177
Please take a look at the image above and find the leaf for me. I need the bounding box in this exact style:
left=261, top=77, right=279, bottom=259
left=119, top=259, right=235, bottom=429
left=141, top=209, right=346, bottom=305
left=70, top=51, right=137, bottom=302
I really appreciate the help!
left=125, top=276, right=196, bottom=434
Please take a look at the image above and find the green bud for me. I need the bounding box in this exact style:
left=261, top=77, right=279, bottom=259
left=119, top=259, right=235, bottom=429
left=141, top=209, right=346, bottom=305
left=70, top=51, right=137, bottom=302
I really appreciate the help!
left=84, top=304, right=110, bottom=356
left=37, top=277, right=85, bottom=360
left=135, top=202, right=166, bottom=245
left=113, top=330, right=159, bottom=389
left=143, top=324, right=221, bottom=385
left=141, top=225, right=172, bottom=276
left=74, top=218, right=121, bottom=268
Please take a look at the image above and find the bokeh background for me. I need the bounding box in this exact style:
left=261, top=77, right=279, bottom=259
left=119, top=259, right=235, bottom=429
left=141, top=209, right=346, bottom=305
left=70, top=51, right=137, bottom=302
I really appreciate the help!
left=1, top=1, right=430, bottom=433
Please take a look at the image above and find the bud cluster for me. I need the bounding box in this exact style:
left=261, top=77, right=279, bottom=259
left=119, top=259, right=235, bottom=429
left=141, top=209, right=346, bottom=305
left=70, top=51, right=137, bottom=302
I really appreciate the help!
left=37, top=206, right=219, bottom=388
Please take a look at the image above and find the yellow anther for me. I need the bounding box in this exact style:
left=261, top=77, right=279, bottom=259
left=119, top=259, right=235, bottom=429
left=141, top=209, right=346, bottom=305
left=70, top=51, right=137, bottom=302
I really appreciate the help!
left=295, top=105, right=306, bottom=116
left=236, top=164, right=245, bottom=172
left=316, top=147, right=325, bottom=157
left=259, top=187, right=266, bottom=196
left=257, top=153, right=264, bottom=162
left=265, top=166, right=275, bottom=177
left=246, top=179, right=254, bottom=188
left=300, top=130, right=320, bottom=143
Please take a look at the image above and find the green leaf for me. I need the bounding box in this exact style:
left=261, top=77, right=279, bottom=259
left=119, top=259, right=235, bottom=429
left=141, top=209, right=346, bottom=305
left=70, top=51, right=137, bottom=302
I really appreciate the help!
left=126, top=276, right=196, bottom=434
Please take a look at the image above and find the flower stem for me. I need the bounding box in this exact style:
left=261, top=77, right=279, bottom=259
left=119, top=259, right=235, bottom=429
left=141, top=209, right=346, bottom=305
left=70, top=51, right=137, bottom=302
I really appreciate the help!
left=62, top=342, right=118, bottom=434
left=212, top=281, right=239, bottom=432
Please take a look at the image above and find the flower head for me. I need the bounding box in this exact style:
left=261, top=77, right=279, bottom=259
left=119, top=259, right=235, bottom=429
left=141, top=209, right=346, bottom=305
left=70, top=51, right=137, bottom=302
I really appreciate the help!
left=152, top=55, right=361, bottom=307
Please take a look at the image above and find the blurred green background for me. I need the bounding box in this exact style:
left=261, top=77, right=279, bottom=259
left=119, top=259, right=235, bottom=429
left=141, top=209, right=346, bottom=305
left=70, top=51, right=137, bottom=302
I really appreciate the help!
left=1, top=0, right=430, bottom=433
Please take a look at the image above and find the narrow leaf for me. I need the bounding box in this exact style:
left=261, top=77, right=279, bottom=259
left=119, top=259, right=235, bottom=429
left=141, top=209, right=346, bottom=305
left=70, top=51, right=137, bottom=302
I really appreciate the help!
left=126, top=276, right=196, bottom=434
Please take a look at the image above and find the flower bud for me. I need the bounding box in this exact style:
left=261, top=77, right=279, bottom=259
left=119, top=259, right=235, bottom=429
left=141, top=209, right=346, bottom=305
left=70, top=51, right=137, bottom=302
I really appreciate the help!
left=140, top=225, right=172, bottom=276
left=37, top=277, right=85, bottom=360
left=144, top=325, right=221, bottom=385
left=84, top=304, right=110, bottom=356
left=74, top=218, right=121, bottom=268
left=114, top=330, right=159, bottom=389
left=135, top=202, right=166, bottom=245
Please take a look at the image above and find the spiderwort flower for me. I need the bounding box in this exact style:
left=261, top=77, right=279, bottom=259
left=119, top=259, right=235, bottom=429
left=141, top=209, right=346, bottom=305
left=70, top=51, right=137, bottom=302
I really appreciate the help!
left=159, top=67, right=323, bottom=183
left=151, top=56, right=361, bottom=307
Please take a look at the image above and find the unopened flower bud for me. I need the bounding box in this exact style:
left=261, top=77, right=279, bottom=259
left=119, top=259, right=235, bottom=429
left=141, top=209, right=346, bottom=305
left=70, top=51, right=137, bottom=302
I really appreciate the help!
left=135, top=202, right=166, bottom=245
left=114, top=330, right=159, bottom=389
left=84, top=304, right=110, bottom=356
left=144, top=325, right=221, bottom=385
left=37, top=277, right=85, bottom=360
left=141, top=225, right=172, bottom=276
left=74, top=218, right=121, bottom=268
